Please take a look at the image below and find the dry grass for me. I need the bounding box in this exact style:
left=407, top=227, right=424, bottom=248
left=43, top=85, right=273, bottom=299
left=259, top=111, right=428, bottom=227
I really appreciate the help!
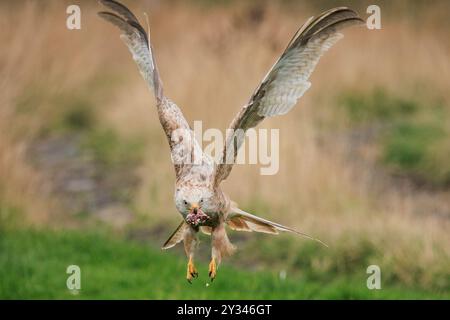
left=0, top=1, right=122, bottom=224
left=1, top=0, right=449, bottom=290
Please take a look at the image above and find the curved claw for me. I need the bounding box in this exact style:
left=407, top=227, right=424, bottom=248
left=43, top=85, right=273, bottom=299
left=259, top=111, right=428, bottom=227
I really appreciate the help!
left=208, top=257, right=217, bottom=282
left=186, top=257, right=198, bottom=283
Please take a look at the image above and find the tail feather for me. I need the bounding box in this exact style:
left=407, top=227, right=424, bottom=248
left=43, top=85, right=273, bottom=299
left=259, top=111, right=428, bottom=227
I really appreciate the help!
left=227, top=206, right=328, bottom=247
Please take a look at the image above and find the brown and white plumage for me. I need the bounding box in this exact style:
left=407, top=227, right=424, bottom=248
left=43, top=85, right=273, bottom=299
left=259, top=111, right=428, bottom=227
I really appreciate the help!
left=98, top=0, right=363, bottom=282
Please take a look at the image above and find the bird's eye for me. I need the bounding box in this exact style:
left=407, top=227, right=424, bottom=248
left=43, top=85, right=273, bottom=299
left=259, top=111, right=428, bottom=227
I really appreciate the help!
left=183, top=200, right=188, bottom=205
left=199, top=199, right=203, bottom=203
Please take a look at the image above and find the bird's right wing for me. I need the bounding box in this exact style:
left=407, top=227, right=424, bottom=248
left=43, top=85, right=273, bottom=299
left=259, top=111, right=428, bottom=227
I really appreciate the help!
left=98, top=0, right=201, bottom=178
left=214, top=8, right=363, bottom=186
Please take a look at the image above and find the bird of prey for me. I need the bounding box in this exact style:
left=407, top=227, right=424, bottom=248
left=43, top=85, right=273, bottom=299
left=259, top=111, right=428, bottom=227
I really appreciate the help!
left=98, top=0, right=363, bottom=282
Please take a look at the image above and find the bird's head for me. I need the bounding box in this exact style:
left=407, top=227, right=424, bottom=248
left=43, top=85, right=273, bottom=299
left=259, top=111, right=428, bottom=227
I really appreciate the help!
left=175, top=186, right=214, bottom=226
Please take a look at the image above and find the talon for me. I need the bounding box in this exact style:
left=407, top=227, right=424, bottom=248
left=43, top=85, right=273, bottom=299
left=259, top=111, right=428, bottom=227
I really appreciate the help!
left=208, top=257, right=217, bottom=281
left=186, top=257, right=198, bottom=283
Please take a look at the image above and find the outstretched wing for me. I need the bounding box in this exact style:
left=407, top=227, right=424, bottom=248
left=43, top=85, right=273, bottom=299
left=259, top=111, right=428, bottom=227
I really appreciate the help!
left=214, top=7, right=363, bottom=185
left=98, top=0, right=201, bottom=178
left=161, top=220, right=188, bottom=249
left=99, top=0, right=163, bottom=102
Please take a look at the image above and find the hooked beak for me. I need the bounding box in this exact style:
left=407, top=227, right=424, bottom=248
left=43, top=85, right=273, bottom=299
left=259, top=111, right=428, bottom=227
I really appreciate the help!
left=189, top=203, right=199, bottom=214
left=186, top=203, right=209, bottom=225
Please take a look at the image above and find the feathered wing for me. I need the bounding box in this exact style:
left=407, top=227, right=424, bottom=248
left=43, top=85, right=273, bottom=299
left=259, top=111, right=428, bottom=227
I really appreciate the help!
left=98, top=0, right=162, bottom=102
left=214, top=7, right=363, bottom=185
left=98, top=0, right=202, bottom=178
left=227, top=206, right=328, bottom=247
left=161, top=221, right=188, bottom=249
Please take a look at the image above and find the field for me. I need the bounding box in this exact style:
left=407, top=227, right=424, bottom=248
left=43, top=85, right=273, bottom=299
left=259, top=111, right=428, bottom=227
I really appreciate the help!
left=1, top=227, right=447, bottom=299
left=0, top=0, right=449, bottom=299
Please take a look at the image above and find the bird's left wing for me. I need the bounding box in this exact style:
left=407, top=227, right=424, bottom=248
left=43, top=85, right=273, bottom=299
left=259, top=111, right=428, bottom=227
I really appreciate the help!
left=98, top=0, right=200, bottom=178
left=214, top=7, right=363, bottom=186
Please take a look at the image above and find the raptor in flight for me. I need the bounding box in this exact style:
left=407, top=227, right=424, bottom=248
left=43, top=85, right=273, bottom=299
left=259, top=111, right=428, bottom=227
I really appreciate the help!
left=98, top=0, right=363, bottom=282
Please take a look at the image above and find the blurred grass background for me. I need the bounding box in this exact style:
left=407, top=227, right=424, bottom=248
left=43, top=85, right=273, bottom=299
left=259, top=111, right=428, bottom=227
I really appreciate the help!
left=0, top=0, right=449, bottom=299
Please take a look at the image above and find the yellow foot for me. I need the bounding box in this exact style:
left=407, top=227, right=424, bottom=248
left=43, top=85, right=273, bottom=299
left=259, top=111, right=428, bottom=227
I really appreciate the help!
left=186, top=258, right=198, bottom=283
left=208, top=257, right=217, bottom=282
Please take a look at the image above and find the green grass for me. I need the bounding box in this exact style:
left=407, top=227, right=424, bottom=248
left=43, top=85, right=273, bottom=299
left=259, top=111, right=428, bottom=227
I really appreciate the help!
left=339, top=88, right=418, bottom=124
left=80, top=128, right=144, bottom=169
left=0, top=228, right=447, bottom=299
left=382, top=121, right=450, bottom=185
left=16, top=81, right=144, bottom=172
left=339, top=88, right=450, bottom=186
